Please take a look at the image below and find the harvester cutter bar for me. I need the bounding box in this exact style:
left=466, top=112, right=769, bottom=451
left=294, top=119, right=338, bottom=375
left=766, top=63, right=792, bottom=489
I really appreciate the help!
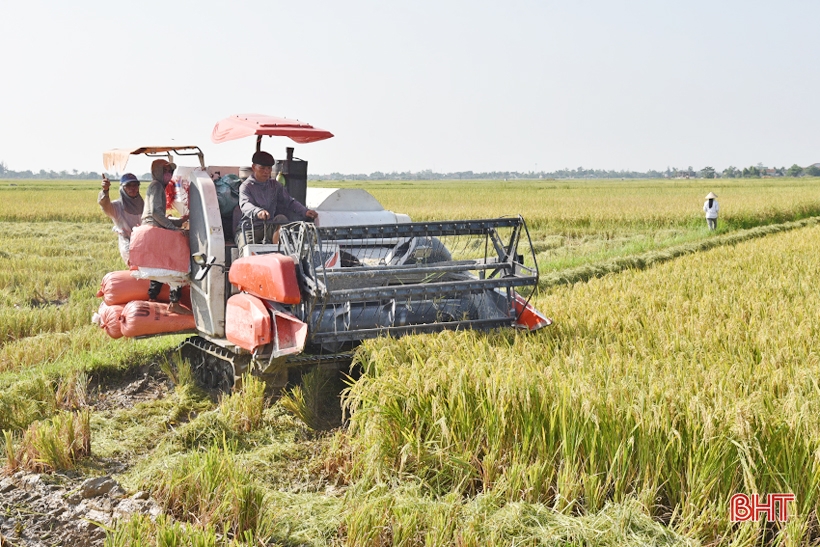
left=308, top=318, right=513, bottom=343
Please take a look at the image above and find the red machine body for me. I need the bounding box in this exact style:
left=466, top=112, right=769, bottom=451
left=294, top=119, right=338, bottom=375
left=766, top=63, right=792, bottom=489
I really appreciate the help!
left=228, top=254, right=301, bottom=305
left=225, top=293, right=272, bottom=352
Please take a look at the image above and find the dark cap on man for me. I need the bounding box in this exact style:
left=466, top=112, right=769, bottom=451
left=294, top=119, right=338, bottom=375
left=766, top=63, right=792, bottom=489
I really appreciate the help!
left=120, top=173, right=140, bottom=186
left=252, top=151, right=275, bottom=167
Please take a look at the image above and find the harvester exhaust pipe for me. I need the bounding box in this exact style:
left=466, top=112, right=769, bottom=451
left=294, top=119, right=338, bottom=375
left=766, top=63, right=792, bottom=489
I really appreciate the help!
left=277, top=146, right=308, bottom=208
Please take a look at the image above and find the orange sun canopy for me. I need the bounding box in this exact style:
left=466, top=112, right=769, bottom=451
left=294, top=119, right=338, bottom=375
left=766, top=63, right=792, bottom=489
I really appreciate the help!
left=211, top=114, right=334, bottom=145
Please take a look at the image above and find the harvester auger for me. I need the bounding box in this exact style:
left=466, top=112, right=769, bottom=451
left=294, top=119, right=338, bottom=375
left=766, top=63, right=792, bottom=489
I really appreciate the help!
left=102, top=114, right=552, bottom=393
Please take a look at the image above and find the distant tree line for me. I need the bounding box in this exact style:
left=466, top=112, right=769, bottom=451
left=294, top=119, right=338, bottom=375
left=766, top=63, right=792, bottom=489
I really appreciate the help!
left=706, top=164, right=820, bottom=179
left=2, top=159, right=819, bottom=181
left=0, top=161, right=101, bottom=180
left=314, top=167, right=669, bottom=181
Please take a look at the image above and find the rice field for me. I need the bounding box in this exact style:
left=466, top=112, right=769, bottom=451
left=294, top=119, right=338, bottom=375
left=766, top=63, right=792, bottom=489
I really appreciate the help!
left=0, top=177, right=819, bottom=546
left=347, top=224, right=820, bottom=545
left=4, top=176, right=820, bottom=272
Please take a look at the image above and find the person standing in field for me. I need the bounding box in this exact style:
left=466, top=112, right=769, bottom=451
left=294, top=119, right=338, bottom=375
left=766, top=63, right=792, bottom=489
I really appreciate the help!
left=98, top=173, right=143, bottom=266
left=141, top=159, right=191, bottom=314
left=703, top=192, right=719, bottom=230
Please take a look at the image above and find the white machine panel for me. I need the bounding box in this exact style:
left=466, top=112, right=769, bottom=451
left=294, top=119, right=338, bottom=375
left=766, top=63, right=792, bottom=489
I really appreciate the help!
left=188, top=171, right=226, bottom=337
left=306, top=188, right=411, bottom=227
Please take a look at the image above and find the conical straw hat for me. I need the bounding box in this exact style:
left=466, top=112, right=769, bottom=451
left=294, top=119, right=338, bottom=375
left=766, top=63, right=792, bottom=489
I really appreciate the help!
left=705, top=192, right=717, bottom=199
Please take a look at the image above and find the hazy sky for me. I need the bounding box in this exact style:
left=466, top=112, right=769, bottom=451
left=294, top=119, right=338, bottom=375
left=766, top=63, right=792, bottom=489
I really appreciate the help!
left=1, top=0, right=818, bottom=176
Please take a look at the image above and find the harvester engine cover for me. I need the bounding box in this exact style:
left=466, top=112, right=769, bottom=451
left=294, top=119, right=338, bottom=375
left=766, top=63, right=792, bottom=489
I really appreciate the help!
left=228, top=254, right=301, bottom=305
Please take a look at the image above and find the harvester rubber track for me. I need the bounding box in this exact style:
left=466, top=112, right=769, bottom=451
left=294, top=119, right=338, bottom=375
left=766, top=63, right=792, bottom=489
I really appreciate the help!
left=285, top=351, right=356, bottom=366
left=178, top=336, right=355, bottom=393
left=177, top=336, right=248, bottom=392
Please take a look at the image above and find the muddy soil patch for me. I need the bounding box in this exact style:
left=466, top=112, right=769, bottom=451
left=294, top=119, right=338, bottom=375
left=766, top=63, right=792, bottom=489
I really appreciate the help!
left=89, top=362, right=173, bottom=411
left=0, top=472, right=161, bottom=547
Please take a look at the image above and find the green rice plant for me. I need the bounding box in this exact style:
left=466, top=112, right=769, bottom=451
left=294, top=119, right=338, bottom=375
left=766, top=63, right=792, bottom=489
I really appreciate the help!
left=11, top=409, right=90, bottom=472
left=104, top=513, right=271, bottom=547
left=0, top=339, right=174, bottom=435
left=0, top=374, right=57, bottom=432
left=104, top=514, right=220, bottom=547
left=279, top=386, right=314, bottom=431
left=55, top=369, right=88, bottom=410
left=279, top=368, right=339, bottom=431
left=3, top=429, right=17, bottom=471
left=154, top=518, right=219, bottom=547
left=0, top=301, right=100, bottom=347
left=160, top=352, right=195, bottom=388
left=103, top=513, right=157, bottom=547
left=219, top=373, right=266, bottom=433
left=0, top=334, right=181, bottom=403
left=147, top=441, right=267, bottom=537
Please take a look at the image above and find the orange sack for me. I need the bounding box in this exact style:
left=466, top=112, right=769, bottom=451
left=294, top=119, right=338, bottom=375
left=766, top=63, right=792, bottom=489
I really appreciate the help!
left=97, top=271, right=170, bottom=305
left=97, top=271, right=192, bottom=307
left=129, top=225, right=191, bottom=273
left=119, top=301, right=196, bottom=338
left=97, top=302, right=125, bottom=339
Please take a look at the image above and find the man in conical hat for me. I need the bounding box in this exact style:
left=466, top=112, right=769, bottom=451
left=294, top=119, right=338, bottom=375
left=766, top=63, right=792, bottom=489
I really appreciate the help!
left=703, top=192, right=719, bottom=231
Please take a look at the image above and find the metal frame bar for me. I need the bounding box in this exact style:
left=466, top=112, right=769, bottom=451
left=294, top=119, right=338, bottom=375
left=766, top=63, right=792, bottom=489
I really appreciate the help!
left=142, top=146, right=206, bottom=169
left=323, top=275, right=537, bottom=304
left=316, top=218, right=523, bottom=240
left=320, top=258, right=505, bottom=279
left=308, top=317, right=513, bottom=343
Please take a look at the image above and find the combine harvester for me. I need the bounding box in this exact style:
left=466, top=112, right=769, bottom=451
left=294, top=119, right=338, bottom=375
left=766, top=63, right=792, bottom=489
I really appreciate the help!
left=101, top=114, right=551, bottom=391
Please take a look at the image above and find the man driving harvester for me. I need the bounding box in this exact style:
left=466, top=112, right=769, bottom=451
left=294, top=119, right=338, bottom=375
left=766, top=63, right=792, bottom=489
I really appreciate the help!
left=234, top=150, right=318, bottom=250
